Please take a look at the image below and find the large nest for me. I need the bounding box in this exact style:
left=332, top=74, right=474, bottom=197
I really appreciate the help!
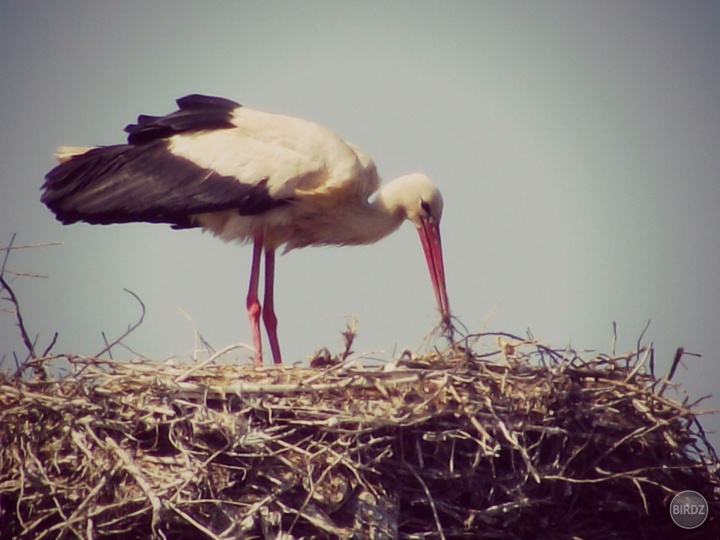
left=1, top=335, right=719, bottom=539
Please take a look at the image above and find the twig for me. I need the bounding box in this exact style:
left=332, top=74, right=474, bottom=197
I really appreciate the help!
left=667, top=347, right=684, bottom=382
left=287, top=450, right=346, bottom=535
left=1, top=273, right=36, bottom=361
left=93, top=288, right=146, bottom=358
left=623, top=345, right=651, bottom=383
left=405, top=463, right=446, bottom=540
left=41, top=332, right=59, bottom=357
left=1, top=234, right=37, bottom=362
left=166, top=501, right=223, bottom=540
left=2, top=234, right=64, bottom=367
left=0, top=241, right=63, bottom=251
left=174, top=343, right=250, bottom=383
left=658, top=347, right=702, bottom=396
left=340, top=316, right=357, bottom=360
left=634, top=319, right=652, bottom=363
left=104, top=437, right=163, bottom=534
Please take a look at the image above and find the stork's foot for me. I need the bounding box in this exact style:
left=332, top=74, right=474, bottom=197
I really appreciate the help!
left=252, top=353, right=264, bottom=368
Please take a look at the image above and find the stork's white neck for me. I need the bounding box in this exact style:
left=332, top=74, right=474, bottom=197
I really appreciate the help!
left=281, top=177, right=414, bottom=251
left=356, top=189, right=408, bottom=243
left=311, top=173, right=437, bottom=247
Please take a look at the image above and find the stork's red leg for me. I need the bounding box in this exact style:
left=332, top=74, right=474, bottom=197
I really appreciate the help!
left=263, top=248, right=283, bottom=364
left=246, top=236, right=264, bottom=367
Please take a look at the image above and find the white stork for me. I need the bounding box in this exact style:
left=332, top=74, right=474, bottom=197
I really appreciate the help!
left=41, top=94, right=450, bottom=367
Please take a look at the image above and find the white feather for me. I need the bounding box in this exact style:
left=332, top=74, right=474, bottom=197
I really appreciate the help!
left=168, top=108, right=372, bottom=200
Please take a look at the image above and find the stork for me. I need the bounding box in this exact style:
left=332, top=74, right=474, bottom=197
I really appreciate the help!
left=41, top=94, right=450, bottom=367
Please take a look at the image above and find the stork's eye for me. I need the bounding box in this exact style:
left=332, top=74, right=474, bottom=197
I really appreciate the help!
left=420, top=200, right=432, bottom=217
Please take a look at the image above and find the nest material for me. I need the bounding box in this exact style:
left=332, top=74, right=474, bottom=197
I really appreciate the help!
left=1, top=336, right=719, bottom=539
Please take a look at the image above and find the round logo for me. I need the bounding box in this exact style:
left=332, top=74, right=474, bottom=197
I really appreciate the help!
left=670, top=490, right=708, bottom=529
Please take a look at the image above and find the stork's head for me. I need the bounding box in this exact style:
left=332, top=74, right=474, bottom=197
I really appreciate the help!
left=383, top=173, right=450, bottom=325
left=384, top=173, right=444, bottom=226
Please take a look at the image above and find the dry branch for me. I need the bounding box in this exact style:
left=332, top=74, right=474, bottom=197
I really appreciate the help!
left=1, top=336, right=719, bottom=539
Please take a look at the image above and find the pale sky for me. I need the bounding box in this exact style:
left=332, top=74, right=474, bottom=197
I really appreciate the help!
left=1, top=2, right=719, bottom=448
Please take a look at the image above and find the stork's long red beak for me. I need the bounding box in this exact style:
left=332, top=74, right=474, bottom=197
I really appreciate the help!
left=418, top=220, right=451, bottom=324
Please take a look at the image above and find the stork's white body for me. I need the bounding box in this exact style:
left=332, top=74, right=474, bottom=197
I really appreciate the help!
left=180, top=108, right=387, bottom=249
left=42, top=95, right=450, bottom=366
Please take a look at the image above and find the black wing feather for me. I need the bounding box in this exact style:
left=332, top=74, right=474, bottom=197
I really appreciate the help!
left=124, top=94, right=241, bottom=145
left=42, top=94, right=290, bottom=227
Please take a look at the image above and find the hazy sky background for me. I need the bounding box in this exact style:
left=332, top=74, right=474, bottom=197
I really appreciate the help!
left=1, top=2, right=719, bottom=447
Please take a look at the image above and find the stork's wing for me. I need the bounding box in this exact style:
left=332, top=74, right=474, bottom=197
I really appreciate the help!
left=41, top=94, right=375, bottom=227
left=40, top=96, right=290, bottom=226
left=168, top=107, right=377, bottom=201
left=41, top=141, right=290, bottom=227
left=124, top=94, right=241, bottom=145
